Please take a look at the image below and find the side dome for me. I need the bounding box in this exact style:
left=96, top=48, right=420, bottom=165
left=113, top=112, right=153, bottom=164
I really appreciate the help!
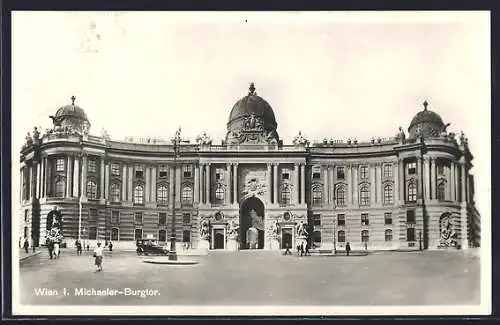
left=408, top=101, right=445, bottom=139
left=226, top=83, right=279, bottom=145
left=50, top=96, right=91, bottom=135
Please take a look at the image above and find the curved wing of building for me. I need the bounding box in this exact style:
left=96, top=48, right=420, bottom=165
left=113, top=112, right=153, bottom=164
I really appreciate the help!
left=19, top=84, right=479, bottom=252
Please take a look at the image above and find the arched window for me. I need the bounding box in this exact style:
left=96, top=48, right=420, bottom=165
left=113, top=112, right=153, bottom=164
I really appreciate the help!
left=157, top=184, right=168, bottom=204
left=312, top=186, right=323, bottom=206
left=407, top=182, right=417, bottom=202
left=134, top=184, right=144, bottom=204
left=385, top=229, right=393, bottom=242
left=111, top=228, right=119, bottom=241
left=336, top=186, right=346, bottom=206
left=110, top=183, right=121, bottom=202
left=437, top=180, right=446, bottom=201
left=281, top=186, right=291, bottom=204
left=359, top=185, right=370, bottom=206
left=181, top=185, right=193, bottom=204
left=55, top=180, right=65, bottom=197
left=87, top=180, right=97, bottom=199
left=215, top=185, right=225, bottom=202
left=361, top=230, right=369, bottom=242
left=338, top=230, right=346, bottom=243
left=383, top=184, right=393, bottom=204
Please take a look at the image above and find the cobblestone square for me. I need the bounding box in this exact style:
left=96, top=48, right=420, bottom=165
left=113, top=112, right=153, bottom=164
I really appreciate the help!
left=19, top=249, right=480, bottom=306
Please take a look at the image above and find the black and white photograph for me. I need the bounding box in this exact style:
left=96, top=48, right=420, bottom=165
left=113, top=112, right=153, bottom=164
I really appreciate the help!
left=11, top=11, right=490, bottom=316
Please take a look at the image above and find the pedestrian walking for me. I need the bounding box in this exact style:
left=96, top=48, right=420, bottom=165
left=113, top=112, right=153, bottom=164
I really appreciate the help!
left=23, top=238, right=29, bottom=254
left=284, top=243, right=292, bottom=255
left=48, top=241, right=54, bottom=259
left=300, top=242, right=304, bottom=256
left=108, top=241, right=113, bottom=252
left=346, top=242, right=351, bottom=256
left=305, top=243, right=310, bottom=256
left=87, top=244, right=90, bottom=251
left=76, top=240, right=82, bottom=256
left=93, top=242, right=104, bottom=271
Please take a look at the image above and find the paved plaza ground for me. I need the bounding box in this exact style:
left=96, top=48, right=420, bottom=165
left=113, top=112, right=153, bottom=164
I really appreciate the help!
left=19, top=249, right=480, bottom=306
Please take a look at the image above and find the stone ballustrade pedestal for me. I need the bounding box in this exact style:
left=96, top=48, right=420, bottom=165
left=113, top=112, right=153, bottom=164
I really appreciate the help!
left=227, top=237, right=239, bottom=251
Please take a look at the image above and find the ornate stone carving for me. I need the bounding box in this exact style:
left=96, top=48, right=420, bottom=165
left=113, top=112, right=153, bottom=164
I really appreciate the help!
left=227, top=219, right=239, bottom=240
left=293, top=131, right=309, bottom=146
left=196, top=132, right=212, bottom=145
left=199, top=218, right=211, bottom=240
left=296, top=220, right=309, bottom=237
left=242, top=177, right=267, bottom=197
left=243, top=113, right=264, bottom=131
left=439, top=213, right=457, bottom=247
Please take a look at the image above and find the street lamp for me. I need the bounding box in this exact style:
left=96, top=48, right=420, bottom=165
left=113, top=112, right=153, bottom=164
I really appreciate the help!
left=169, top=127, right=182, bottom=261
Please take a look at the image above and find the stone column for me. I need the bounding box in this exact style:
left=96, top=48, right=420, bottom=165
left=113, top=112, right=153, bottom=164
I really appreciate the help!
left=66, top=156, right=72, bottom=197
left=460, top=159, right=468, bottom=249
left=376, top=163, right=382, bottom=204
left=233, top=163, right=238, bottom=204
left=294, top=163, right=299, bottom=204
left=194, top=164, right=200, bottom=203
left=460, top=161, right=467, bottom=203
left=370, top=164, right=376, bottom=204
left=347, top=165, right=352, bottom=204
left=393, top=161, right=399, bottom=205
left=266, top=163, right=272, bottom=203
left=36, top=161, right=42, bottom=199
left=430, top=158, right=436, bottom=200
left=176, top=164, right=181, bottom=204
left=226, top=163, right=231, bottom=204
left=99, top=157, right=105, bottom=199
left=301, top=164, right=306, bottom=205
left=128, top=165, right=133, bottom=201
left=121, top=164, right=127, bottom=201
left=273, top=163, right=278, bottom=204
left=42, top=156, right=48, bottom=198
left=169, top=165, right=175, bottom=204
left=73, top=156, right=80, bottom=197
left=416, top=157, right=422, bottom=199
left=398, top=159, right=404, bottom=204
left=151, top=166, right=157, bottom=202
left=445, top=162, right=451, bottom=201
left=145, top=167, right=151, bottom=202
left=104, top=162, right=110, bottom=200
left=81, top=155, right=88, bottom=198
left=424, top=157, right=430, bottom=200
left=324, top=165, right=329, bottom=205
left=450, top=162, right=456, bottom=202
left=205, top=163, right=210, bottom=205
left=30, top=163, right=36, bottom=200
left=352, top=164, right=358, bottom=206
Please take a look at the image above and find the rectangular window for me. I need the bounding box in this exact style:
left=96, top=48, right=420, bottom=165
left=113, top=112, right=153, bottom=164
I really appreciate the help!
left=337, top=214, right=345, bottom=226
left=158, top=229, right=167, bottom=242
left=158, top=212, right=166, bottom=226
left=159, top=165, right=168, bottom=178
left=338, top=231, right=345, bottom=243
left=88, top=159, right=97, bottom=173
left=282, top=171, right=290, bottom=180
left=407, top=161, right=417, bottom=175
left=183, top=165, right=192, bottom=178
left=312, top=214, right=321, bottom=226
left=312, top=166, right=321, bottom=179
left=437, top=164, right=445, bottom=175
left=89, top=209, right=97, bottom=222
left=313, top=231, right=321, bottom=243
left=183, top=213, right=191, bottom=225
left=360, top=166, right=368, bottom=180
left=111, top=228, right=119, bottom=241
left=385, top=230, right=393, bottom=242
left=361, top=230, right=369, bottom=242
left=361, top=213, right=369, bottom=226
left=111, top=211, right=120, bottom=224
left=56, top=158, right=65, bottom=172
left=384, top=212, right=392, bottom=225
left=111, top=163, right=120, bottom=176
left=134, top=228, right=143, bottom=241
left=407, top=227, right=416, bottom=241
left=89, top=227, right=97, bottom=240
left=135, top=164, right=144, bottom=178
left=134, top=212, right=143, bottom=225
left=336, top=167, right=345, bottom=180
left=383, top=164, right=393, bottom=178
left=215, top=168, right=224, bottom=180
left=406, top=210, right=416, bottom=223
left=183, top=230, right=191, bottom=243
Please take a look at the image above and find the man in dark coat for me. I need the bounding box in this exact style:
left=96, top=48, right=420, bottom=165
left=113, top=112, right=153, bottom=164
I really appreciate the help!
left=345, top=242, right=351, bottom=256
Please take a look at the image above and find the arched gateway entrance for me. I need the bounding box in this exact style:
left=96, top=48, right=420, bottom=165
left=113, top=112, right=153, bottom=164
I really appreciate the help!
left=240, top=197, right=265, bottom=249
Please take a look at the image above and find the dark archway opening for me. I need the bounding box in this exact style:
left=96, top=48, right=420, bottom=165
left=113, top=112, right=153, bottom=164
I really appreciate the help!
left=240, top=197, right=265, bottom=250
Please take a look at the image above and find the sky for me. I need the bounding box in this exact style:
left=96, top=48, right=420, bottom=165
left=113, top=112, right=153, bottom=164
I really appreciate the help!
left=12, top=11, right=490, bottom=230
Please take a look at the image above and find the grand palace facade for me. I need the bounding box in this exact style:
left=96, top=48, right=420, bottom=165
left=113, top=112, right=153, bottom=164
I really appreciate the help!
left=19, top=83, right=481, bottom=251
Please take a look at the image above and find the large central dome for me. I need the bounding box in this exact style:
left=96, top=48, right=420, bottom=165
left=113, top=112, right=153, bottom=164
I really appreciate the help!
left=227, top=83, right=278, bottom=143
left=226, top=83, right=279, bottom=145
